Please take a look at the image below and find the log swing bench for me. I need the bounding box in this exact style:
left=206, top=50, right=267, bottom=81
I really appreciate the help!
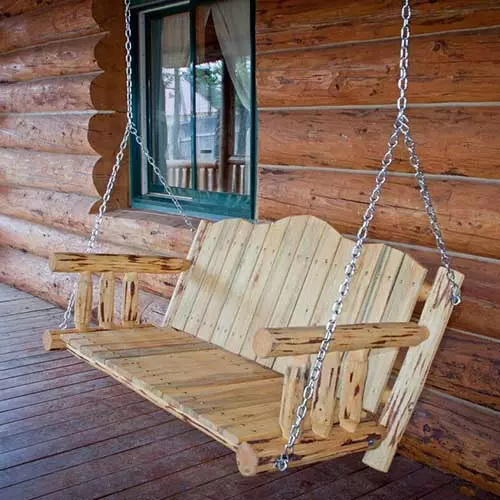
left=43, top=0, right=464, bottom=478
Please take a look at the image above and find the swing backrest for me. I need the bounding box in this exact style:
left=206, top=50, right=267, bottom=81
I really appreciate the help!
left=165, top=215, right=427, bottom=375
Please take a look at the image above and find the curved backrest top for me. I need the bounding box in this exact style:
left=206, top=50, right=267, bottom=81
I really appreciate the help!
left=165, top=216, right=428, bottom=372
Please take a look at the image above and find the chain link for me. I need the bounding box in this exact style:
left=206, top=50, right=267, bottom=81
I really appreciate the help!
left=59, top=0, right=193, bottom=330
left=274, top=0, right=462, bottom=472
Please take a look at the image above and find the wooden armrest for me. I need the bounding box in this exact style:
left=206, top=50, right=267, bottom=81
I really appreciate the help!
left=49, top=253, right=191, bottom=274
left=253, top=322, right=429, bottom=358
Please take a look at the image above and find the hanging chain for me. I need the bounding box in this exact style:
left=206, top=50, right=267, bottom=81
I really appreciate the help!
left=59, top=0, right=194, bottom=330
left=274, top=0, right=461, bottom=472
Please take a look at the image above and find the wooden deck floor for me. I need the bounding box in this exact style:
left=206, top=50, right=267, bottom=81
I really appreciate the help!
left=0, top=283, right=495, bottom=500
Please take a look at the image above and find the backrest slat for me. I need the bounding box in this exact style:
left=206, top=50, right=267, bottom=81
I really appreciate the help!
left=167, top=217, right=426, bottom=378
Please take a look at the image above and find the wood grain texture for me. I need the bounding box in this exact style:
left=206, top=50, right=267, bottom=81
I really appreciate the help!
left=0, top=75, right=96, bottom=113
left=50, top=253, right=191, bottom=274
left=0, top=149, right=99, bottom=197
left=0, top=215, right=178, bottom=299
left=0, top=0, right=61, bottom=18
left=256, top=0, right=500, bottom=52
left=254, top=322, right=429, bottom=356
left=364, top=267, right=465, bottom=471
left=0, top=246, right=170, bottom=327
left=257, top=28, right=500, bottom=107
left=259, top=108, right=500, bottom=179
left=400, top=390, right=500, bottom=495
left=0, top=187, right=194, bottom=256
left=0, top=33, right=103, bottom=82
left=258, top=167, right=500, bottom=259
left=0, top=0, right=98, bottom=53
left=0, top=113, right=125, bottom=157
left=74, top=272, right=93, bottom=330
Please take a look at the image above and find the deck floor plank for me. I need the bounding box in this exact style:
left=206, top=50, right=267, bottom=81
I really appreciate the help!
left=0, top=284, right=487, bottom=500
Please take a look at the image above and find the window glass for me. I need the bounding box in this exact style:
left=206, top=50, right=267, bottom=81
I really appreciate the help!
left=144, top=0, right=253, bottom=206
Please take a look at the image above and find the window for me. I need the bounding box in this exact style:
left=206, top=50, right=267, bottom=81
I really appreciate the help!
left=130, top=0, right=256, bottom=220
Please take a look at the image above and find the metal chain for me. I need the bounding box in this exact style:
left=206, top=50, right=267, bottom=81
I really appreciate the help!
left=274, top=0, right=461, bottom=472
left=59, top=0, right=193, bottom=329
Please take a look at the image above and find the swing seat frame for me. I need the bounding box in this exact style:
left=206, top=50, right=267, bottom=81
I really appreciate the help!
left=44, top=215, right=463, bottom=476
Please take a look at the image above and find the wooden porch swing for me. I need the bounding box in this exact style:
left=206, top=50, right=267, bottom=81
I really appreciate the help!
left=43, top=0, right=464, bottom=478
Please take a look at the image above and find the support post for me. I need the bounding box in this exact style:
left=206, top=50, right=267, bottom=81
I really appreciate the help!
left=279, top=355, right=310, bottom=439
left=74, top=272, right=93, bottom=330
left=98, top=272, right=115, bottom=328
left=121, top=272, right=139, bottom=327
left=311, top=352, right=342, bottom=438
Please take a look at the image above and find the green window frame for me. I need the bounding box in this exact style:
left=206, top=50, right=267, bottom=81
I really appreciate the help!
left=130, top=0, right=257, bottom=220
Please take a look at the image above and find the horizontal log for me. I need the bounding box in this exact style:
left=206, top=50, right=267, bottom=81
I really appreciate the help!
left=0, top=149, right=99, bottom=197
left=0, top=75, right=96, bottom=113
left=254, top=322, right=429, bottom=357
left=400, top=390, right=500, bottom=495
left=0, top=246, right=170, bottom=326
left=237, top=421, right=386, bottom=475
left=0, top=113, right=126, bottom=157
left=0, top=0, right=61, bottom=19
left=401, top=246, right=500, bottom=341
left=413, top=329, right=500, bottom=411
left=258, top=167, right=500, bottom=260
left=0, top=214, right=178, bottom=298
left=0, top=33, right=103, bottom=82
left=50, top=253, right=192, bottom=274
left=256, top=0, right=500, bottom=51
left=0, top=0, right=99, bottom=53
left=259, top=107, right=500, bottom=179
left=0, top=187, right=195, bottom=256
left=257, top=28, right=500, bottom=107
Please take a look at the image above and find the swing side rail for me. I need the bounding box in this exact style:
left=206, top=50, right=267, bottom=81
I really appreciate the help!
left=43, top=253, right=190, bottom=350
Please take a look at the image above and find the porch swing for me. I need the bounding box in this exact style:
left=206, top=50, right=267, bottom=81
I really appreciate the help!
left=43, top=0, right=463, bottom=476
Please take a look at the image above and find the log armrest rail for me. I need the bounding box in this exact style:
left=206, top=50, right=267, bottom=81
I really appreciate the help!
left=253, top=322, right=429, bottom=358
left=49, top=253, right=192, bottom=274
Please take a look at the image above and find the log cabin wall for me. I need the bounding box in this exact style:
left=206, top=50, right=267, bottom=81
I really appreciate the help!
left=0, top=0, right=498, bottom=493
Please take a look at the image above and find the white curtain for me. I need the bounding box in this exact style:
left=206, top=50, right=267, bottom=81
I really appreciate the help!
left=210, top=0, right=251, bottom=111
left=162, top=11, right=190, bottom=69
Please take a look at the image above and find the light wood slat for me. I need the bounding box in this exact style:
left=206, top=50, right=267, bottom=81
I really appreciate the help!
left=74, top=271, right=93, bottom=330
left=339, top=247, right=404, bottom=432
left=250, top=216, right=325, bottom=366
left=164, top=220, right=209, bottom=324
left=210, top=223, right=271, bottom=348
left=179, top=378, right=283, bottom=413
left=279, top=354, right=311, bottom=438
left=222, top=219, right=291, bottom=354
left=195, top=220, right=254, bottom=341
left=363, top=267, right=465, bottom=471
left=237, top=422, right=386, bottom=476
left=239, top=215, right=311, bottom=362
left=363, top=254, right=428, bottom=412
left=49, top=253, right=191, bottom=273
left=171, top=222, right=224, bottom=330
left=121, top=272, right=139, bottom=327
left=309, top=244, right=394, bottom=436
left=98, top=271, right=115, bottom=328
left=184, top=219, right=241, bottom=337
